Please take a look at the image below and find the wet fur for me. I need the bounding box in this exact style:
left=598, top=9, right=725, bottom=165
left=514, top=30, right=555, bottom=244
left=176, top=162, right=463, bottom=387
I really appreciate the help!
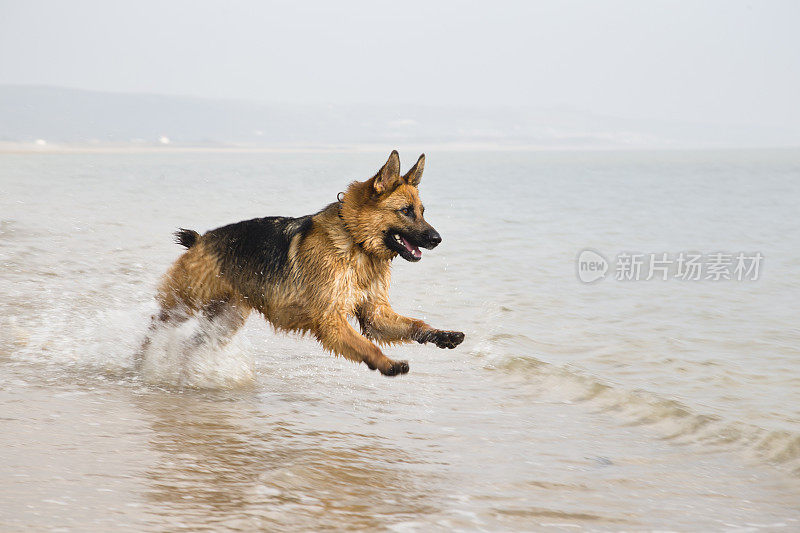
left=142, top=151, right=465, bottom=376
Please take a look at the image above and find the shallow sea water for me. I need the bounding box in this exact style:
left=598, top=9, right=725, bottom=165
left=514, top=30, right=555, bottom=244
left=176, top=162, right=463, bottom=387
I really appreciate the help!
left=1, top=149, right=799, bottom=531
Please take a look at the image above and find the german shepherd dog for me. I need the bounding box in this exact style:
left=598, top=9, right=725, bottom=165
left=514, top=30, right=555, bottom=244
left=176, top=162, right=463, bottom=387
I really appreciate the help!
left=141, top=151, right=464, bottom=376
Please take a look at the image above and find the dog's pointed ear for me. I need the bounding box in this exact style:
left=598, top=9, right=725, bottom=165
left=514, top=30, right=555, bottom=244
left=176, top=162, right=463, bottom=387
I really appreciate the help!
left=403, top=153, right=425, bottom=187
left=372, top=150, right=401, bottom=195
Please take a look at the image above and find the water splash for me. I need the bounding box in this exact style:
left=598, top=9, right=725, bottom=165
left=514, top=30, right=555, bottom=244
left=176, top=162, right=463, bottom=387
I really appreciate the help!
left=138, top=315, right=255, bottom=389
left=1, top=297, right=254, bottom=390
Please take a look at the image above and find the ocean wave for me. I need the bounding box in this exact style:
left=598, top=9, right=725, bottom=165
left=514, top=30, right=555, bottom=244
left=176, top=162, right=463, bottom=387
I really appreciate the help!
left=473, top=333, right=800, bottom=477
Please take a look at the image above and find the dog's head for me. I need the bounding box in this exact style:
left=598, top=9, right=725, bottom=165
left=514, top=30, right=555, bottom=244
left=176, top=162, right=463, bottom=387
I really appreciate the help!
left=340, top=151, right=441, bottom=262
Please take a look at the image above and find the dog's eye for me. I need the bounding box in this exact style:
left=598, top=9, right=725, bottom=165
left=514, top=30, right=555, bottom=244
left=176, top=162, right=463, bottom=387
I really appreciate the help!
left=399, top=206, right=413, bottom=217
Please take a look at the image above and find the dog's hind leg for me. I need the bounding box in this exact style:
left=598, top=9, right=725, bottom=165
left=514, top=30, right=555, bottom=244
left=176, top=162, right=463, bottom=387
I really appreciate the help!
left=187, top=298, right=251, bottom=350
left=170, top=299, right=250, bottom=384
left=135, top=304, right=192, bottom=370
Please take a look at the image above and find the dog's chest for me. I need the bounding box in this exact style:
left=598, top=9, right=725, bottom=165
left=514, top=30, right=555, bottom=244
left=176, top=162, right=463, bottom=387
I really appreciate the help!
left=331, top=257, right=387, bottom=312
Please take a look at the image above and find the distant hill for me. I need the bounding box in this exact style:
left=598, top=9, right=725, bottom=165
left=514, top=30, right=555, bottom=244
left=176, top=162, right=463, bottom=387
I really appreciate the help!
left=1, top=85, right=796, bottom=149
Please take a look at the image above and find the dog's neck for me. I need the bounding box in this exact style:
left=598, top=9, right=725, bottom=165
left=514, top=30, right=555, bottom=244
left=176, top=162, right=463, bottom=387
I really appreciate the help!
left=322, top=202, right=384, bottom=263
left=335, top=182, right=399, bottom=263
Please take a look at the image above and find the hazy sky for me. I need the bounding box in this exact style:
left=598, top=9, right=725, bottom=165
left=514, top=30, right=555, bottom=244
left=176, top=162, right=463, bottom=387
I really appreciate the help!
left=1, top=0, right=799, bottom=128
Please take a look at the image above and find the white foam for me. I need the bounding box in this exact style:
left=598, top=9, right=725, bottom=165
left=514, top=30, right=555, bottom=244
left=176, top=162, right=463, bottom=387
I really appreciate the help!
left=1, top=295, right=254, bottom=390
left=138, top=316, right=255, bottom=389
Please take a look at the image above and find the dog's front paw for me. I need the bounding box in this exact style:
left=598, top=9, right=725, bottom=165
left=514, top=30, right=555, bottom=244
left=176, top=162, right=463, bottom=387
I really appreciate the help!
left=428, top=330, right=465, bottom=349
left=380, top=359, right=410, bottom=377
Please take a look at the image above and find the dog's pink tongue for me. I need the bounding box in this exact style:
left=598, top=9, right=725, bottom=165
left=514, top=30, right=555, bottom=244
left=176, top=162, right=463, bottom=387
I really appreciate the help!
left=400, top=235, right=422, bottom=258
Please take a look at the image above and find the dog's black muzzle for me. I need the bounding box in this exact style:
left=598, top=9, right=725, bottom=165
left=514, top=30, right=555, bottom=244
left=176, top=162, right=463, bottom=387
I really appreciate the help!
left=419, top=227, right=442, bottom=249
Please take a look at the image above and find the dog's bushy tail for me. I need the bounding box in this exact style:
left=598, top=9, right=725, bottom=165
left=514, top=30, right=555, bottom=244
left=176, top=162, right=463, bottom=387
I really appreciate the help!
left=174, top=228, right=200, bottom=249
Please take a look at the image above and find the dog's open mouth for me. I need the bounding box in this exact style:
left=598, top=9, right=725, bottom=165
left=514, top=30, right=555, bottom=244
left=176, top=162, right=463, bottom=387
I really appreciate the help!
left=387, top=231, right=422, bottom=262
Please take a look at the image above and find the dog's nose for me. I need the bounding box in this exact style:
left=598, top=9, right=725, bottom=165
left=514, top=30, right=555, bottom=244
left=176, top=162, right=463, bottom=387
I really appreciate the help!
left=425, top=229, right=442, bottom=247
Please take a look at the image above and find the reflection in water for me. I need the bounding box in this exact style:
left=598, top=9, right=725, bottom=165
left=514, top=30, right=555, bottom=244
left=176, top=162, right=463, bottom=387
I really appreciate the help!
left=138, top=391, right=436, bottom=530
